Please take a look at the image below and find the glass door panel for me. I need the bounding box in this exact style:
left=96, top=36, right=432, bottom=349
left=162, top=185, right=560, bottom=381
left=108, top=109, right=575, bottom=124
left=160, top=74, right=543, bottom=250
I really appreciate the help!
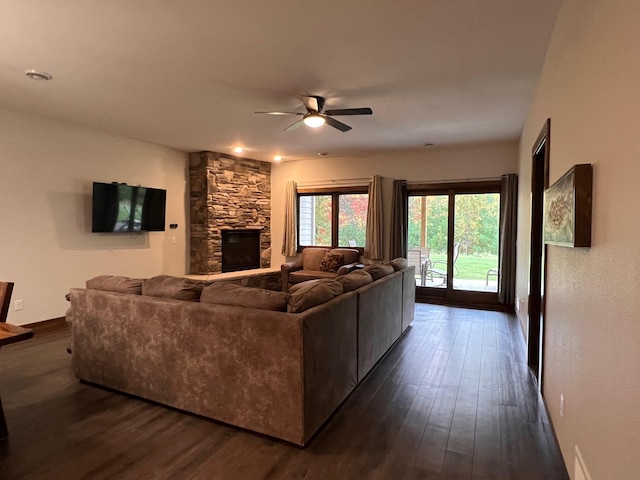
left=453, top=193, right=500, bottom=292
left=408, top=195, right=449, bottom=288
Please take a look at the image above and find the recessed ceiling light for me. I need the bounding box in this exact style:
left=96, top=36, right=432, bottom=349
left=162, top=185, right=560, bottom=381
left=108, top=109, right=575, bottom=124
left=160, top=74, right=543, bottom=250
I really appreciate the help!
left=233, top=147, right=243, bottom=153
left=273, top=155, right=282, bottom=162
left=25, top=70, right=52, bottom=81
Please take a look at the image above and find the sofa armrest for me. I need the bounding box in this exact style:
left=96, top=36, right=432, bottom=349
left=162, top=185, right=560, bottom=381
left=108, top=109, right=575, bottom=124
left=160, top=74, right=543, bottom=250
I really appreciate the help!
left=336, top=262, right=359, bottom=276
left=281, top=261, right=303, bottom=272
left=281, top=261, right=303, bottom=292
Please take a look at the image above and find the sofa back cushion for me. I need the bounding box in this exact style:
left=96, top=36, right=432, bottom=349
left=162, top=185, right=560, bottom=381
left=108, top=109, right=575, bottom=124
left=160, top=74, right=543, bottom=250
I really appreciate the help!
left=201, top=282, right=289, bottom=311
left=330, top=248, right=360, bottom=265
left=387, top=257, right=408, bottom=272
left=336, top=269, right=373, bottom=292
left=288, top=279, right=343, bottom=313
left=86, top=275, right=144, bottom=295
left=142, top=275, right=203, bottom=302
left=362, top=264, right=395, bottom=281
left=301, top=248, right=331, bottom=271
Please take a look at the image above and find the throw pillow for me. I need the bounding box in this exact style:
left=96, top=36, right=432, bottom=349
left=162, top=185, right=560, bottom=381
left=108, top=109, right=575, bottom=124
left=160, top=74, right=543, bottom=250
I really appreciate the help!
left=319, top=252, right=344, bottom=273
left=336, top=269, right=373, bottom=292
left=288, top=279, right=344, bottom=313
left=142, top=275, right=203, bottom=302
left=362, top=264, right=395, bottom=281
left=387, top=257, right=408, bottom=272
left=201, top=282, right=289, bottom=311
left=86, top=275, right=144, bottom=294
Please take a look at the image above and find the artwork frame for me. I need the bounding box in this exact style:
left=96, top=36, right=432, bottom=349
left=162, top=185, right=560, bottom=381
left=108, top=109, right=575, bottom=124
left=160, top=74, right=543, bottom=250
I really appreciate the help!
left=543, top=164, right=593, bottom=247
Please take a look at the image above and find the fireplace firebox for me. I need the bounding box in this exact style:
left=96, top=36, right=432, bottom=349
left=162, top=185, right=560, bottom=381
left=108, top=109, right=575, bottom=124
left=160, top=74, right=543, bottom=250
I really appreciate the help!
left=221, top=230, right=261, bottom=273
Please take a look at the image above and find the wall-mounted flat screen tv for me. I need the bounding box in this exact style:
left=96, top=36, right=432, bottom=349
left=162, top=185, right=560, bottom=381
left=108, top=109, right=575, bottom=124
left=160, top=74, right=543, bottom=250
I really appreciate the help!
left=92, top=182, right=166, bottom=233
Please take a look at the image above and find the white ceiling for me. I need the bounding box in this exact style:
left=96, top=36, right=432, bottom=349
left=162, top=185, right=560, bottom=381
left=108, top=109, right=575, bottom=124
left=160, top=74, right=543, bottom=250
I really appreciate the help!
left=0, top=0, right=562, bottom=162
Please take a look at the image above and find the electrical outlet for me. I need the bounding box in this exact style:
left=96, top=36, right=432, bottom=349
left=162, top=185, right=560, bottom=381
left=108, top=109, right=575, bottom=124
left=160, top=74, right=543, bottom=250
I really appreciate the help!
left=560, top=393, right=565, bottom=418
left=15, top=299, right=23, bottom=311
left=171, top=236, right=176, bottom=244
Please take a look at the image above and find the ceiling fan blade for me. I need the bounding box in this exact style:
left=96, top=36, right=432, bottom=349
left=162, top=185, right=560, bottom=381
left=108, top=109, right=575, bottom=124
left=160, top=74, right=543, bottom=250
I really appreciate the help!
left=255, top=111, right=303, bottom=116
left=324, top=107, right=373, bottom=116
left=284, top=119, right=304, bottom=131
left=301, top=95, right=324, bottom=113
left=324, top=116, right=352, bottom=132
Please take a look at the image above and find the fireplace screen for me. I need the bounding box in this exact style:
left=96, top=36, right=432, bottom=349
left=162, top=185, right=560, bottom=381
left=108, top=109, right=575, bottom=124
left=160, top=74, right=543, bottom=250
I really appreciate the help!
left=221, top=230, right=261, bottom=273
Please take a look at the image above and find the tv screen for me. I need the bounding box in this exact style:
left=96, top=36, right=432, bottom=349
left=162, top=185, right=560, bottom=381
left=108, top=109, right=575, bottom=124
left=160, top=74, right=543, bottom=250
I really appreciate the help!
left=92, top=182, right=166, bottom=233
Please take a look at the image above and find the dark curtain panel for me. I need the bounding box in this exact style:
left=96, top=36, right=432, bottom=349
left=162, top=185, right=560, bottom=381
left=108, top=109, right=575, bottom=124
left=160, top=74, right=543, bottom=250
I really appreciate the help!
left=389, top=179, right=408, bottom=259
left=498, top=174, right=518, bottom=305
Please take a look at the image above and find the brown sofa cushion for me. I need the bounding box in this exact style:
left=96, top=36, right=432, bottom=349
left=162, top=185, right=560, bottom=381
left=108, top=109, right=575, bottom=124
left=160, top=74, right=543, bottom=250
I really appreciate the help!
left=362, top=264, right=395, bottom=281
left=289, top=270, right=338, bottom=284
left=288, top=279, right=321, bottom=293
left=142, top=275, right=203, bottom=302
left=330, top=248, right=360, bottom=265
left=301, top=248, right=331, bottom=271
left=201, top=282, right=289, bottom=311
left=288, top=279, right=344, bottom=313
left=336, top=270, right=373, bottom=292
left=387, top=257, right=408, bottom=272
left=319, top=252, right=344, bottom=272
left=86, top=275, right=144, bottom=294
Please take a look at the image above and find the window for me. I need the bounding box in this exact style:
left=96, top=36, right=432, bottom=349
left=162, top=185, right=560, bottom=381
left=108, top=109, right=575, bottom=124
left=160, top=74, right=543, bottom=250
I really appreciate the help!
left=297, top=188, right=368, bottom=249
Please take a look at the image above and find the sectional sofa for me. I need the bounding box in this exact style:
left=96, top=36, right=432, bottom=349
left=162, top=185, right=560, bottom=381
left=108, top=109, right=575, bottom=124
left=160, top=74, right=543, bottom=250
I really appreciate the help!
left=68, top=261, right=415, bottom=446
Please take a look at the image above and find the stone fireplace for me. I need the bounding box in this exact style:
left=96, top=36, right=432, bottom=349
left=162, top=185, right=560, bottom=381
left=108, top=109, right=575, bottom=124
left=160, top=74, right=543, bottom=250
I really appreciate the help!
left=189, top=151, right=271, bottom=275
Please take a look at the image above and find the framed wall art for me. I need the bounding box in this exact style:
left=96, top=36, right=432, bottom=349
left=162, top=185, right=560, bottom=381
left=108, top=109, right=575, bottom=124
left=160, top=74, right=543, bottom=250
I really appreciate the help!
left=543, top=163, right=593, bottom=247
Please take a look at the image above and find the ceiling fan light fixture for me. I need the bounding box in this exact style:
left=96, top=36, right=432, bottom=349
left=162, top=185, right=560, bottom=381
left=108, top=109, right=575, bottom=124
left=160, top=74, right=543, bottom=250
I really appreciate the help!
left=303, top=114, right=325, bottom=128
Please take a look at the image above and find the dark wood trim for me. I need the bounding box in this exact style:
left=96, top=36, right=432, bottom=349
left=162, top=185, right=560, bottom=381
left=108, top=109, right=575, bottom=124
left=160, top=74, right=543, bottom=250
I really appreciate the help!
left=528, top=118, right=550, bottom=388
left=297, top=185, right=368, bottom=194
left=412, top=180, right=503, bottom=309
left=408, top=180, right=501, bottom=194
left=0, top=282, right=14, bottom=323
left=297, top=188, right=369, bottom=250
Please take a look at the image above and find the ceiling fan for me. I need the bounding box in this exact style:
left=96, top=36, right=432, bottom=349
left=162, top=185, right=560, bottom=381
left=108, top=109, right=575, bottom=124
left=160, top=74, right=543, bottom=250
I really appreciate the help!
left=255, top=95, right=373, bottom=132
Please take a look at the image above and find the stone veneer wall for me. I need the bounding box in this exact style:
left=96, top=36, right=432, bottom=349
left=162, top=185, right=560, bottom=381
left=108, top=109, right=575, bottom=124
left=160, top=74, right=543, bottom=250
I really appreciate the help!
left=189, top=151, right=271, bottom=274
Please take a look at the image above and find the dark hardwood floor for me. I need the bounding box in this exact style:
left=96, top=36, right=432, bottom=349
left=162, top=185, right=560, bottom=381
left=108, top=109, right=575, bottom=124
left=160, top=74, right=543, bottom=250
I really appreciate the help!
left=0, top=304, right=569, bottom=479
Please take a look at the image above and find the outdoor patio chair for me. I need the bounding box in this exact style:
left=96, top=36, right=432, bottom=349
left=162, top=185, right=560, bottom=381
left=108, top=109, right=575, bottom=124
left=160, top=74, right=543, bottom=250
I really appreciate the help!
left=424, top=243, right=460, bottom=285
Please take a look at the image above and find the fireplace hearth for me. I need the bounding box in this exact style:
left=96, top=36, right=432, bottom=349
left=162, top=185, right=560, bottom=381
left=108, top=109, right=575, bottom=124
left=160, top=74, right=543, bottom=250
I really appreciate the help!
left=221, top=230, right=261, bottom=273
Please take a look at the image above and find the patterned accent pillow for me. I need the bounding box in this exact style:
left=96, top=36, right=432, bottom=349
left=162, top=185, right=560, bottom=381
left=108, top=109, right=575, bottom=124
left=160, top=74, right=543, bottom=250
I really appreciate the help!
left=319, top=252, right=344, bottom=272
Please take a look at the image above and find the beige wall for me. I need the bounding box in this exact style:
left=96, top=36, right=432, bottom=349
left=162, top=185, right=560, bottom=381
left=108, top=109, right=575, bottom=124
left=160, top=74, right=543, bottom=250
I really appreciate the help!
left=0, top=107, right=189, bottom=326
left=516, top=1, right=640, bottom=478
left=271, top=141, right=517, bottom=266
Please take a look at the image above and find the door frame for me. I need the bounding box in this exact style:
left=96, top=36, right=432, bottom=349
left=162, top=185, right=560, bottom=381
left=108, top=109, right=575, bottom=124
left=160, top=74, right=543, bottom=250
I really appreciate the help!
left=528, top=118, right=550, bottom=389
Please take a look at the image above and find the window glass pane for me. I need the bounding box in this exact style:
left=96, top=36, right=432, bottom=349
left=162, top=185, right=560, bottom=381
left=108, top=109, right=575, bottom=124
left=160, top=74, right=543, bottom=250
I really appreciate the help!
left=299, top=195, right=332, bottom=246
left=453, top=193, right=500, bottom=292
left=338, top=193, right=368, bottom=247
left=409, top=195, right=449, bottom=288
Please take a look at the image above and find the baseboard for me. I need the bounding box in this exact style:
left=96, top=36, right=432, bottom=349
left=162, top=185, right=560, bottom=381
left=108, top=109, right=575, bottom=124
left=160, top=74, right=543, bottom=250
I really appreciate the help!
left=24, top=317, right=68, bottom=334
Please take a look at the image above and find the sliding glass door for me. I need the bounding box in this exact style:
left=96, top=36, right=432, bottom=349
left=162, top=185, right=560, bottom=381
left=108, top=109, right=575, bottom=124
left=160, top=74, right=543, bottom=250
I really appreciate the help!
left=408, top=182, right=501, bottom=307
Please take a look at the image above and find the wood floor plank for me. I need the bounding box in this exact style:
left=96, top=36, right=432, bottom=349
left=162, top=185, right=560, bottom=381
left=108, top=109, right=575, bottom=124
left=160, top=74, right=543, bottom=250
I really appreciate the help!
left=0, top=304, right=569, bottom=479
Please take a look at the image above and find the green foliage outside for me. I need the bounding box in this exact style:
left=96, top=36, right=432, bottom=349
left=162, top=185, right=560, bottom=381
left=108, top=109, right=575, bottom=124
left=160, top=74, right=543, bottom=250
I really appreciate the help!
left=338, top=194, right=367, bottom=247
left=313, top=195, right=332, bottom=245
left=312, top=194, right=368, bottom=247
left=408, top=194, right=500, bottom=256
left=429, top=253, right=498, bottom=281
